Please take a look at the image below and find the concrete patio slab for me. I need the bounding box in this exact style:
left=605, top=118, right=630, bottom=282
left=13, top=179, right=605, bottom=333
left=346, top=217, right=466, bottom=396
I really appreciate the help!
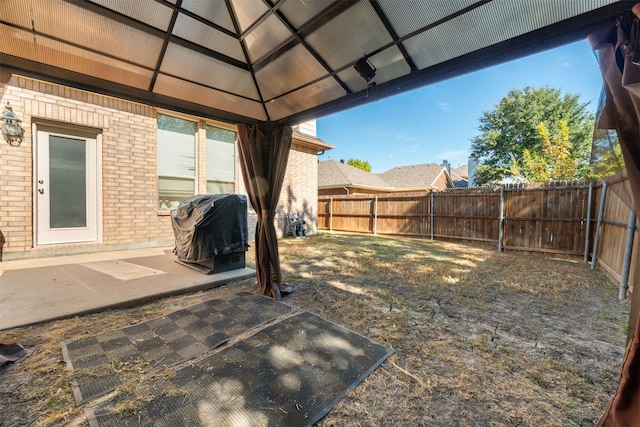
left=0, top=248, right=255, bottom=330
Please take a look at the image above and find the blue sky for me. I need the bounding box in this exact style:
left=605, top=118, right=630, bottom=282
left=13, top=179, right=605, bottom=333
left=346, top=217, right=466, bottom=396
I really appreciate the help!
left=316, top=40, right=603, bottom=173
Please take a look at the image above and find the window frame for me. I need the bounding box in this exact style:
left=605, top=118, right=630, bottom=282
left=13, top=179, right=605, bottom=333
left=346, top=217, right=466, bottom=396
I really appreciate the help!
left=205, top=123, right=237, bottom=196
left=157, top=113, right=198, bottom=210
left=156, top=112, right=239, bottom=212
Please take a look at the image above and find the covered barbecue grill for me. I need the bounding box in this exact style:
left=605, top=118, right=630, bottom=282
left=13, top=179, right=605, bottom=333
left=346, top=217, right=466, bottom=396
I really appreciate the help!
left=171, top=194, right=249, bottom=274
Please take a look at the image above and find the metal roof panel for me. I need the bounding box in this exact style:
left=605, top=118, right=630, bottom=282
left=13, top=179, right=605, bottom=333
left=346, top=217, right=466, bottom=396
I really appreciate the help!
left=88, top=0, right=173, bottom=31
left=255, top=43, right=328, bottom=101
left=229, top=0, right=268, bottom=33
left=304, top=0, right=392, bottom=70
left=181, top=0, right=236, bottom=32
left=279, top=0, right=337, bottom=29
left=160, top=43, right=259, bottom=100
left=377, top=0, right=478, bottom=38
left=154, top=74, right=267, bottom=121
left=266, top=77, right=345, bottom=121
left=26, top=0, right=164, bottom=68
left=244, top=14, right=293, bottom=62
left=172, top=13, right=245, bottom=62
left=0, top=26, right=153, bottom=90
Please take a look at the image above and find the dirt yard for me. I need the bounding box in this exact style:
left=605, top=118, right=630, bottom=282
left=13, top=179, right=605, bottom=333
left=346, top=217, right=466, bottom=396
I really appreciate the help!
left=0, top=232, right=630, bottom=426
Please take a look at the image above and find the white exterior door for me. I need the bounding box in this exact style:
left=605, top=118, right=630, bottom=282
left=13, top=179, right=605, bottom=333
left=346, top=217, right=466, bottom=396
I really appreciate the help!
left=35, top=127, right=100, bottom=245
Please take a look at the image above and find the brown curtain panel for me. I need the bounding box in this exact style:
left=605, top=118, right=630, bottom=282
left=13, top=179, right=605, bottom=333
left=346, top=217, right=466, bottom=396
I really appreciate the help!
left=591, top=6, right=640, bottom=427
left=237, top=123, right=292, bottom=300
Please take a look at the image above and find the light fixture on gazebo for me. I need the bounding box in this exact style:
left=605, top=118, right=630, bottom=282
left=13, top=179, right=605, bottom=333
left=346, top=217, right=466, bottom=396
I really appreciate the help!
left=0, top=102, right=25, bottom=147
left=354, top=57, right=376, bottom=83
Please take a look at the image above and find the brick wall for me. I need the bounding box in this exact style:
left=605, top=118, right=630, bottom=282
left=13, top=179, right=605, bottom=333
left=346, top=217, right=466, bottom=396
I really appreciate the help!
left=236, top=142, right=319, bottom=239
left=0, top=76, right=173, bottom=259
left=0, top=78, right=32, bottom=257
left=278, top=143, right=318, bottom=235
left=433, top=171, right=451, bottom=190
left=0, top=76, right=322, bottom=260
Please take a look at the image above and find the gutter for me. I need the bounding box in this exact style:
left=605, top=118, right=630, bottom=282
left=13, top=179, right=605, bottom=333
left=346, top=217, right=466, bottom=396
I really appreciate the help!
left=292, top=132, right=334, bottom=153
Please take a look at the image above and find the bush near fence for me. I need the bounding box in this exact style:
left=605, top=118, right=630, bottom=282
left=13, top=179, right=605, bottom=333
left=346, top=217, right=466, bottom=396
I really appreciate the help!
left=318, top=172, right=639, bottom=296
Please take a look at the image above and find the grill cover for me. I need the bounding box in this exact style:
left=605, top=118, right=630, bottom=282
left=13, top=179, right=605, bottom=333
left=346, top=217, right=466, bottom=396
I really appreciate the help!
left=171, top=194, right=249, bottom=263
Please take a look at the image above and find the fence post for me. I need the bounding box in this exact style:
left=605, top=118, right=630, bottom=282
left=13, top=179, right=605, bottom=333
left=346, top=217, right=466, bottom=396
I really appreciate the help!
left=329, top=196, right=333, bottom=231
left=430, top=192, right=435, bottom=240
left=591, top=182, right=607, bottom=269
left=373, top=195, right=378, bottom=235
left=584, top=182, right=594, bottom=263
left=619, top=210, right=637, bottom=300
left=498, top=187, right=505, bottom=252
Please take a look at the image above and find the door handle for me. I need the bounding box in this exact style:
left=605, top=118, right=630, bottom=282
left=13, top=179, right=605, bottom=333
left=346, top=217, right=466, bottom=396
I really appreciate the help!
left=38, top=188, right=44, bottom=194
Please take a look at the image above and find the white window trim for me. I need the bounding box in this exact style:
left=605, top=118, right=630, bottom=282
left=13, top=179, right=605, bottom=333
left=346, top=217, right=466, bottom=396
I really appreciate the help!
left=156, top=111, right=241, bottom=209
left=32, top=121, right=103, bottom=246
left=157, top=114, right=198, bottom=209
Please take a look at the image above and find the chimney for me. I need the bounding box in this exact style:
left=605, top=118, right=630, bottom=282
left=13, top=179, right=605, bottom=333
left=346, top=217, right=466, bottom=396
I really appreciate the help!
left=441, top=159, right=451, bottom=175
left=340, top=159, right=345, bottom=164
left=468, top=155, right=477, bottom=188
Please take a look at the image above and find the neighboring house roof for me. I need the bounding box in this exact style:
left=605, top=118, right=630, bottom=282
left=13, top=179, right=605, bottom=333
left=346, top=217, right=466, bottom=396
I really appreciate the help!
left=450, top=165, right=468, bottom=188
left=380, top=163, right=453, bottom=189
left=452, top=165, right=468, bottom=179
left=318, top=160, right=391, bottom=191
left=318, top=160, right=453, bottom=192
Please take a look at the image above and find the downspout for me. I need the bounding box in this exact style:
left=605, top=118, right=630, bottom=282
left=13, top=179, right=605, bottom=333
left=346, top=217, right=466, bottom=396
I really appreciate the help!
left=342, top=187, right=350, bottom=195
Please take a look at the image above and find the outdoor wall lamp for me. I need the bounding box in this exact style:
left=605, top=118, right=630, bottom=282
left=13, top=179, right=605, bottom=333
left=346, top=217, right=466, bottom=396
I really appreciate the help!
left=354, top=57, right=376, bottom=83
left=1, top=102, right=25, bottom=147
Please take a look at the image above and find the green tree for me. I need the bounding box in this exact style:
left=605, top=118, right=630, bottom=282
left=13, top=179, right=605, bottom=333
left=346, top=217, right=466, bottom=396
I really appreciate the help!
left=513, top=121, right=577, bottom=182
left=470, top=86, right=595, bottom=185
left=347, top=158, right=372, bottom=172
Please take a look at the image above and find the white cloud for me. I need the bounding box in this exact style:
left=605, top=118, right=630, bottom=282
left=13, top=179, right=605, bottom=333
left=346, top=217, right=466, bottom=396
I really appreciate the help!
left=437, top=102, right=451, bottom=112
left=552, top=54, right=572, bottom=69
left=401, top=143, right=420, bottom=153
left=395, top=132, right=415, bottom=142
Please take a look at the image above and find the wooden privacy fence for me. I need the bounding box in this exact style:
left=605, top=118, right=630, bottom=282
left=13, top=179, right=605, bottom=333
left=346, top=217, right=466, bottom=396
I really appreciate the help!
left=318, top=175, right=639, bottom=296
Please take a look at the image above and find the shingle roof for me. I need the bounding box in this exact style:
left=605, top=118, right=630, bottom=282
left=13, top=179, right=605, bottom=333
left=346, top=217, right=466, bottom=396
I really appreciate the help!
left=318, top=160, right=390, bottom=189
left=450, top=165, right=469, bottom=188
left=379, top=164, right=447, bottom=189
left=451, top=165, right=468, bottom=180
left=318, top=160, right=450, bottom=191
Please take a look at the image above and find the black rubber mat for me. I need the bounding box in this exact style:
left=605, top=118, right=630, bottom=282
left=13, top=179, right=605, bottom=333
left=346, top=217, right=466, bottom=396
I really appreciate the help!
left=85, top=311, right=393, bottom=427
left=62, top=292, right=295, bottom=405
left=0, top=340, right=26, bottom=365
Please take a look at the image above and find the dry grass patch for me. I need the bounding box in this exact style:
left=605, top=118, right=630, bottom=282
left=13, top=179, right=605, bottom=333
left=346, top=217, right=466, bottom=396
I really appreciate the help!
left=0, top=232, right=628, bottom=426
left=279, top=233, right=628, bottom=426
